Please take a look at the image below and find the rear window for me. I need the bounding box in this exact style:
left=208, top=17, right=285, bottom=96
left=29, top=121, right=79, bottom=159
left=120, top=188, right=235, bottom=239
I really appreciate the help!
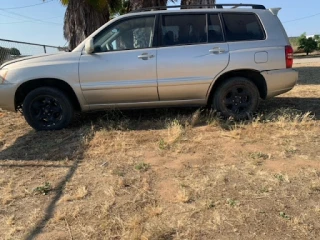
left=222, top=13, right=265, bottom=41
left=160, top=14, right=207, bottom=46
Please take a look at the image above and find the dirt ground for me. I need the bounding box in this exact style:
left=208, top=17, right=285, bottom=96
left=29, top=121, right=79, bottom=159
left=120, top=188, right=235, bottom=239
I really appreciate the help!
left=0, top=59, right=319, bottom=240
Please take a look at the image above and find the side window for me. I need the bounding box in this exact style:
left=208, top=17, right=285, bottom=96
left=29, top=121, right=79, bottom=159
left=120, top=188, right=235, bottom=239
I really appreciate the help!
left=208, top=14, right=224, bottom=43
left=161, top=14, right=207, bottom=46
left=222, top=13, right=265, bottom=41
left=93, top=16, right=155, bottom=52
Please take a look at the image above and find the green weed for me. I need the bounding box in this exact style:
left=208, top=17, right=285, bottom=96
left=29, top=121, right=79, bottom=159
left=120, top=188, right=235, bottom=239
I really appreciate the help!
left=135, top=162, right=150, bottom=172
left=34, top=182, right=52, bottom=195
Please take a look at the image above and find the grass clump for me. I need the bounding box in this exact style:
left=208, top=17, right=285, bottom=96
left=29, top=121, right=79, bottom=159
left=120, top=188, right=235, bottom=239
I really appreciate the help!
left=135, top=163, right=150, bottom=172
left=33, top=182, right=52, bottom=195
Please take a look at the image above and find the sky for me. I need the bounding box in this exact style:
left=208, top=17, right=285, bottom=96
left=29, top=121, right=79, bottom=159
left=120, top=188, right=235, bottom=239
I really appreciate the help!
left=1, top=0, right=320, bottom=47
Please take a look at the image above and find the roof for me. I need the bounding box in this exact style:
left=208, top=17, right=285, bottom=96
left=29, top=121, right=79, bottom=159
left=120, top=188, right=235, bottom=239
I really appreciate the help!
left=130, top=4, right=266, bottom=13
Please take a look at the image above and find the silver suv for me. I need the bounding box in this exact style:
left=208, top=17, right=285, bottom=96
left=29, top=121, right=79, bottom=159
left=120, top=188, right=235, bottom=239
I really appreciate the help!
left=0, top=4, right=298, bottom=130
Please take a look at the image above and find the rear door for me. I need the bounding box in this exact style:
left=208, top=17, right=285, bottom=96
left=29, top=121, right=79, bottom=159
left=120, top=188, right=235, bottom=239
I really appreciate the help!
left=156, top=13, right=230, bottom=101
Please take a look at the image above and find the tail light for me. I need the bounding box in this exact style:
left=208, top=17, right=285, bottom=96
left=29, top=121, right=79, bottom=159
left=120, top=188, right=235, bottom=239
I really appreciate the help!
left=285, top=45, right=293, bottom=68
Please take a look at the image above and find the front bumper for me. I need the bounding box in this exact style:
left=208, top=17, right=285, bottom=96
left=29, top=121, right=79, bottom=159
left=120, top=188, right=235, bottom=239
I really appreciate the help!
left=262, top=69, right=298, bottom=98
left=0, top=83, right=17, bottom=112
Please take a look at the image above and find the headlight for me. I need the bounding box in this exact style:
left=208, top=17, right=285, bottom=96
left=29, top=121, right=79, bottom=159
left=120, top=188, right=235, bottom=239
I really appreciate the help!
left=0, top=69, right=8, bottom=84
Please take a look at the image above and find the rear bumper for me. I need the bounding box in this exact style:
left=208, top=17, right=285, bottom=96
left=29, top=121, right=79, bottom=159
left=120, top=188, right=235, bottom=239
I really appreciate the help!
left=0, top=83, right=17, bottom=112
left=262, top=69, right=298, bottom=98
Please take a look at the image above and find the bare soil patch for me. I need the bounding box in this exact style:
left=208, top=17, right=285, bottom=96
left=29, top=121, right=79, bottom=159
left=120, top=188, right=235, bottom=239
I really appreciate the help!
left=1, top=60, right=320, bottom=239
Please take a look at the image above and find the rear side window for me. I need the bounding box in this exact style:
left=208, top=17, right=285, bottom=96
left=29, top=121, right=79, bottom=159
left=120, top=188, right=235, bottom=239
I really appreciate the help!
left=208, top=14, right=224, bottom=43
left=222, top=13, right=265, bottom=41
left=160, top=14, right=207, bottom=46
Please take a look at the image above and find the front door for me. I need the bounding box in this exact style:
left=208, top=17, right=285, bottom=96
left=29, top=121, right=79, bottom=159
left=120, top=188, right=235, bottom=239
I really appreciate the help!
left=157, top=13, right=230, bottom=101
left=79, top=16, right=158, bottom=107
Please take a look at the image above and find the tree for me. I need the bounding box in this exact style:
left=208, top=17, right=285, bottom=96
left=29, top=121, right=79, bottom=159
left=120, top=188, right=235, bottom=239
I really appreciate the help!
left=10, top=48, right=21, bottom=56
left=61, top=0, right=112, bottom=50
left=298, top=33, right=318, bottom=55
left=111, top=0, right=130, bottom=16
left=181, top=0, right=216, bottom=8
left=315, top=35, right=320, bottom=49
left=0, top=47, right=21, bottom=65
left=115, top=0, right=177, bottom=12
left=46, top=0, right=124, bottom=50
left=0, top=47, right=10, bottom=65
left=50, top=0, right=174, bottom=50
left=129, top=0, right=167, bottom=11
left=110, top=0, right=168, bottom=17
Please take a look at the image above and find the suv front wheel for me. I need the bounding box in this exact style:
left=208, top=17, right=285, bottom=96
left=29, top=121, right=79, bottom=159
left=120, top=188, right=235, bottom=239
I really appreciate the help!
left=22, top=87, right=74, bottom=131
left=212, top=77, right=259, bottom=120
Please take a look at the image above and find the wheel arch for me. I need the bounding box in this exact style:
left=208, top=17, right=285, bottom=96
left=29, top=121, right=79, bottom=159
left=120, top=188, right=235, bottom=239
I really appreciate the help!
left=207, top=69, right=267, bottom=105
left=15, top=78, right=81, bottom=111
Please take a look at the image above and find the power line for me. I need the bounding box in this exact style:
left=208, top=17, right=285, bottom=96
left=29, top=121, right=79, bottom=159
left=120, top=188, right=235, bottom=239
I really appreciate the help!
left=0, top=14, right=61, bottom=21
left=0, top=11, right=22, bottom=20
left=0, top=17, right=62, bottom=25
left=0, top=12, right=61, bottom=21
left=0, top=0, right=54, bottom=10
left=0, top=9, right=61, bottom=25
left=0, top=20, right=33, bottom=24
left=283, top=12, right=320, bottom=24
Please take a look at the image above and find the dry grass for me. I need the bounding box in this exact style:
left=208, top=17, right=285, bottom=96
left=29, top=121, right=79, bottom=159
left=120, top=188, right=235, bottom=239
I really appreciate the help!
left=0, top=60, right=320, bottom=239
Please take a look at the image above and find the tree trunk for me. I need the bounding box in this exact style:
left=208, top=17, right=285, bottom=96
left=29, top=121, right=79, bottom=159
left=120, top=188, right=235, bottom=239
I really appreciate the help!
left=181, top=0, right=216, bottom=8
left=0, top=47, right=10, bottom=65
left=64, top=0, right=109, bottom=50
left=129, top=0, right=167, bottom=11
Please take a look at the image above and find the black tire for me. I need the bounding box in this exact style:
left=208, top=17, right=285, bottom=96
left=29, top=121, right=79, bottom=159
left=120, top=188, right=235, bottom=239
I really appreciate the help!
left=212, top=77, right=260, bottom=120
left=22, top=87, right=74, bottom=131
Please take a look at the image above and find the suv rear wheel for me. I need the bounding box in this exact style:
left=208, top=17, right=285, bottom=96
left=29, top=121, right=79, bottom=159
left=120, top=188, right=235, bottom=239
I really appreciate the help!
left=212, top=77, right=259, bottom=120
left=22, top=87, right=74, bottom=131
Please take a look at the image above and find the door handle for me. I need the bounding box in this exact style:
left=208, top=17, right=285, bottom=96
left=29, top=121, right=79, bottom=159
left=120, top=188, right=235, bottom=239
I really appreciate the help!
left=209, top=47, right=227, bottom=54
left=138, top=53, right=154, bottom=60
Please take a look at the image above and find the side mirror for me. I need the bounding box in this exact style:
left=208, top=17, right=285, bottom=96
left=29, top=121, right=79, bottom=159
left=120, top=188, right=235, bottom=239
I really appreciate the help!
left=85, top=38, right=94, bottom=54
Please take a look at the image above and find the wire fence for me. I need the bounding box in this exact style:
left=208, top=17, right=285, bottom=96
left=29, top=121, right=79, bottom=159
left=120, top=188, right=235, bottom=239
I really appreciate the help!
left=0, top=38, right=67, bottom=65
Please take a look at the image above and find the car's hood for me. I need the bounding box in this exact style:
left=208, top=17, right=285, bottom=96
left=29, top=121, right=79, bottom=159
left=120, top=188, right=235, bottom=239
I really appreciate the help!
left=0, top=52, right=79, bottom=69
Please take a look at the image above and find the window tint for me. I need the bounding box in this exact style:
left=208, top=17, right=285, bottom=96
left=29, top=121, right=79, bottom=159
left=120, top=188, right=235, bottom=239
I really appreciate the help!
left=222, top=13, right=265, bottom=41
left=94, top=16, right=155, bottom=52
left=161, top=14, right=207, bottom=46
left=208, top=15, right=224, bottom=43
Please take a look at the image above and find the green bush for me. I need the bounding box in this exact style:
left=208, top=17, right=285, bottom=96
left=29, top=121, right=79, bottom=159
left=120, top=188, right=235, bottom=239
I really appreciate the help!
left=0, top=47, right=21, bottom=65
left=298, top=33, right=318, bottom=55
left=0, top=47, right=10, bottom=65
left=10, top=48, right=21, bottom=56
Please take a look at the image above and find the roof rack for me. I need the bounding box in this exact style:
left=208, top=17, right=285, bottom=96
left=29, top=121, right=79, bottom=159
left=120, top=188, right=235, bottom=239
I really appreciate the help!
left=131, top=4, right=266, bottom=13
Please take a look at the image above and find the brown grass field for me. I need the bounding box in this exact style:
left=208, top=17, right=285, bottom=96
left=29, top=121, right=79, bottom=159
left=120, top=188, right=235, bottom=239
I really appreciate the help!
left=0, top=59, right=319, bottom=240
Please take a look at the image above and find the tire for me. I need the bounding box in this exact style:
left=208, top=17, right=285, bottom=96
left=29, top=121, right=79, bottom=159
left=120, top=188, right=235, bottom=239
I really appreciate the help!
left=212, top=77, right=260, bottom=120
left=22, top=87, right=74, bottom=131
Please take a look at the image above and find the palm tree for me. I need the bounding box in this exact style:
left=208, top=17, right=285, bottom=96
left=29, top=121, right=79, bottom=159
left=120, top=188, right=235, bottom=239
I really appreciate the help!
left=129, top=0, right=168, bottom=11
left=47, top=0, right=119, bottom=50
left=181, top=0, right=216, bottom=8
left=111, top=0, right=169, bottom=16
left=50, top=0, right=176, bottom=49
left=63, top=0, right=112, bottom=50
